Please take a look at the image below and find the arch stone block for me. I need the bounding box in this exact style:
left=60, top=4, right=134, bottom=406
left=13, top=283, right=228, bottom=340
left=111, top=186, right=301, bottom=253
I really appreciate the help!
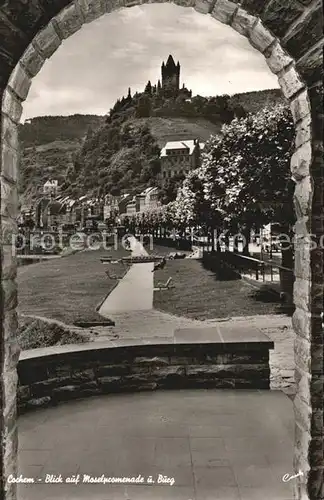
left=19, top=44, right=45, bottom=78
left=291, top=141, right=312, bottom=181
left=2, top=279, right=18, bottom=313
left=8, top=64, right=31, bottom=102
left=294, top=277, right=311, bottom=312
left=290, top=89, right=311, bottom=123
left=278, top=65, right=305, bottom=99
left=1, top=115, right=19, bottom=154
left=1, top=143, right=19, bottom=184
left=294, top=176, right=313, bottom=218
left=265, top=40, right=293, bottom=74
left=211, top=0, right=238, bottom=24
left=1, top=244, right=17, bottom=283
left=295, top=116, right=312, bottom=149
left=53, top=2, right=85, bottom=39
left=249, top=19, right=275, bottom=52
left=1, top=90, right=23, bottom=125
left=194, top=0, right=214, bottom=14
left=33, top=22, right=62, bottom=59
left=77, top=0, right=109, bottom=22
left=1, top=178, right=18, bottom=220
left=231, top=7, right=256, bottom=36
left=294, top=237, right=311, bottom=281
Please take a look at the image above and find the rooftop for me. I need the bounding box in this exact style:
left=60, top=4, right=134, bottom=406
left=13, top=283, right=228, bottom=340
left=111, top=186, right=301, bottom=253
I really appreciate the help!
left=160, top=140, right=205, bottom=157
left=44, top=180, right=58, bottom=186
left=139, top=187, right=159, bottom=197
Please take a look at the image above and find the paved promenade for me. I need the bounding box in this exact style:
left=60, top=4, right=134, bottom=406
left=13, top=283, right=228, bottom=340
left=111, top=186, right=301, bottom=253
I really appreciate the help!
left=18, top=390, right=294, bottom=500
left=99, top=236, right=154, bottom=315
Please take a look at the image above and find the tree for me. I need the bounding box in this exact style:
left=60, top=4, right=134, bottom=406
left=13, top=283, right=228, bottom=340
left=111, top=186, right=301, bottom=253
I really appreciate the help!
left=144, top=81, right=152, bottom=95
left=159, top=173, right=185, bottom=205
left=233, top=105, right=247, bottom=119
left=136, top=94, right=151, bottom=118
left=170, top=104, right=294, bottom=254
left=185, top=104, right=295, bottom=264
left=172, top=168, right=226, bottom=250
left=199, top=104, right=294, bottom=228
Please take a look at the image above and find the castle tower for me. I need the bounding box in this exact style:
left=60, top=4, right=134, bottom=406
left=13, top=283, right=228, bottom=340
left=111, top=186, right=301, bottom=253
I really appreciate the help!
left=161, top=55, right=180, bottom=97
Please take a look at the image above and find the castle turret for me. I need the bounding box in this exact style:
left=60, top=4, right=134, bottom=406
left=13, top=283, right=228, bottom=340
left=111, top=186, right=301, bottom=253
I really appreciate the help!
left=161, top=55, right=180, bottom=97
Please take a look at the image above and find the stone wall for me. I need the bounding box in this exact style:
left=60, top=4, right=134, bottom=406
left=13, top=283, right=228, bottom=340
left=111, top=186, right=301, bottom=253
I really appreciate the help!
left=17, top=342, right=272, bottom=413
left=0, top=1, right=323, bottom=499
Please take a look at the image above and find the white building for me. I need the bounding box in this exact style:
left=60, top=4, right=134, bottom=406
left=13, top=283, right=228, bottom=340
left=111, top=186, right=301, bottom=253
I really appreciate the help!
left=104, top=194, right=120, bottom=220
left=43, top=179, right=59, bottom=196
left=160, top=139, right=205, bottom=185
left=138, top=187, right=160, bottom=212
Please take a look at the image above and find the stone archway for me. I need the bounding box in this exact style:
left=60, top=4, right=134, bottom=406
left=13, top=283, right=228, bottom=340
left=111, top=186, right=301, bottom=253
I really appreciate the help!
left=0, top=1, right=323, bottom=499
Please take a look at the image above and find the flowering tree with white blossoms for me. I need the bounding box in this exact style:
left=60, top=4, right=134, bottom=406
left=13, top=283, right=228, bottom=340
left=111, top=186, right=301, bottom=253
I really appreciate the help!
left=172, top=167, right=226, bottom=249
left=201, top=104, right=295, bottom=234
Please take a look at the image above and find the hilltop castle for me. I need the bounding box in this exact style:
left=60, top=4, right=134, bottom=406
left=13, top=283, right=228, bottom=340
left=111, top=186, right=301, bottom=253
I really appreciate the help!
left=144, top=55, right=192, bottom=99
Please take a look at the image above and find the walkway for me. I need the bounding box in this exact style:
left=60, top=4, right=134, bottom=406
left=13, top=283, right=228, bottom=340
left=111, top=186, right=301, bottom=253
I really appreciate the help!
left=99, top=236, right=154, bottom=315
left=18, top=390, right=294, bottom=500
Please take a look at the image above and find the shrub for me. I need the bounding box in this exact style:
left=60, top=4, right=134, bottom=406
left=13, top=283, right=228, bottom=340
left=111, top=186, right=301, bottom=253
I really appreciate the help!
left=17, top=317, right=92, bottom=350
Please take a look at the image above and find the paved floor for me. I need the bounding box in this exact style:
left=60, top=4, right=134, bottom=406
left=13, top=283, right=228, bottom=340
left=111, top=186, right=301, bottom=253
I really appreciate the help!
left=18, top=390, right=295, bottom=500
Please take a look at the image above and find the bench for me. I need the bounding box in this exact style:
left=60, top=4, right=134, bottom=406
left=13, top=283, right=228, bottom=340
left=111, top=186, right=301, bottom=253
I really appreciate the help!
left=154, top=277, right=175, bottom=291
left=105, top=270, right=123, bottom=280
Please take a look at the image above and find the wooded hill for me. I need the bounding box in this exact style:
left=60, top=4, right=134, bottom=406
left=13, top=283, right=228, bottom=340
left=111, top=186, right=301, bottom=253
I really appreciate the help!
left=19, top=88, right=284, bottom=203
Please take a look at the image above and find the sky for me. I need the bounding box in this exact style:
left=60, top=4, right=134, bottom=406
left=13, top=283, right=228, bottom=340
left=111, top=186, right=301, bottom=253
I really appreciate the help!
left=22, top=3, right=279, bottom=121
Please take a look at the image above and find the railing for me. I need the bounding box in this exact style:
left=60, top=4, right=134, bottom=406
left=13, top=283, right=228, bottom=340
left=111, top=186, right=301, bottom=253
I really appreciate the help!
left=224, top=252, right=294, bottom=284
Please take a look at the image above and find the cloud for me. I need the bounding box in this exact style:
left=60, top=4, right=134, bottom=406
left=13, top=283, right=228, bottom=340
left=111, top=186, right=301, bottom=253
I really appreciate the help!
left=22, top=3, right=279, bottom=120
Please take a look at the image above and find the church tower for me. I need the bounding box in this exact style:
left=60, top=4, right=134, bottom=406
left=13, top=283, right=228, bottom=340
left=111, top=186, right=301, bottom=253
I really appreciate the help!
left=161, top=55, right=180, bottom=97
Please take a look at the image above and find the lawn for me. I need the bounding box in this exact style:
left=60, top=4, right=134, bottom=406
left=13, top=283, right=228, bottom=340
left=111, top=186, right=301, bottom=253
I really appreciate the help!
left=153, top=256, right=285, bottom=320
left=17, top=246, right=129, bottom=325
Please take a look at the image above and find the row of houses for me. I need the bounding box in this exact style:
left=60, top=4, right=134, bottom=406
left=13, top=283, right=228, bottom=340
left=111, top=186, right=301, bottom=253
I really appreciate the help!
left=104, top=187, right=160, bottom=219
left=19, top=187, right=160, bottom=230
left=31, top=195, right=103, bottom=230
left=19, top=137, right=204, bottom=229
